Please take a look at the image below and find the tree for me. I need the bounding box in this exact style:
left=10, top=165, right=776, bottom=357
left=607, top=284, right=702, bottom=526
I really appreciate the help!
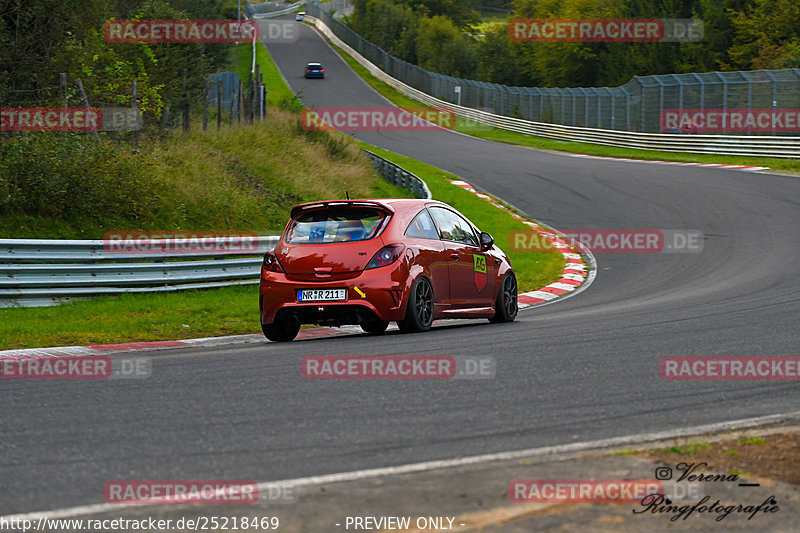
left=477, top=25, right=521, bottom=85
left=416, top=15, right=478, bottom=78
left=352, top=0, right=419, bottom=62
left=0, top=0, right=112, bottom=102
left=728, top=0, right=800, bottom=69
left=132, top=0, right=215, bottom=117
left=399, top=0, right=478, bottom=27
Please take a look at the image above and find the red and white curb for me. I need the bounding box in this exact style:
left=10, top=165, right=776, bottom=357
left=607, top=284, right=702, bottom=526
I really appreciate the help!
left=449, top=180, right=592, bottom=309
left=0, top=325, right=441, bottom=357
left=566, top=152, right=769, bottom=172
left=0, top=331, right=351, bottom=358
left=0, top=337, right=259, bottom=359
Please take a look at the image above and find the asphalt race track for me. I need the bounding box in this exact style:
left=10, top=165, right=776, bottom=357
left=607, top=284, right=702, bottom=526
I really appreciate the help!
left=1, top=19, right=799, bottom=517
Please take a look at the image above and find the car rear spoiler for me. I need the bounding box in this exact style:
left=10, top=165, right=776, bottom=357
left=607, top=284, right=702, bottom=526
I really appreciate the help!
left=290, top=200, right=394, bottom=219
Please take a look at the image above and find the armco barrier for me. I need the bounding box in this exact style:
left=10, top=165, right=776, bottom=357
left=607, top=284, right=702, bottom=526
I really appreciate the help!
left=246, top=0, right=302, bottom=18
left=306, top=8, right=800, bottom=158
left=249, top=1, right=303, bottom=19
left=0, top=236, right=279, bottom=308
left=364, top=150, right=431, bottom=199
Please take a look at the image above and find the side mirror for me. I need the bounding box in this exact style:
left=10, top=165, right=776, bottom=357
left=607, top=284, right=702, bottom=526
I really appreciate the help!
left=479, top=231, right=494, bottom=250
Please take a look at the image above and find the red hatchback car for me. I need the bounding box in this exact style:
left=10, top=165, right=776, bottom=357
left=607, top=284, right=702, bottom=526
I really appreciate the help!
left=259, top=199, right=518, bottom=341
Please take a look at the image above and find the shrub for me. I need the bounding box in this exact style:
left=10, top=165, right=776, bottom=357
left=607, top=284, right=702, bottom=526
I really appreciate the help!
left=0, top=134, right=161, bottom=223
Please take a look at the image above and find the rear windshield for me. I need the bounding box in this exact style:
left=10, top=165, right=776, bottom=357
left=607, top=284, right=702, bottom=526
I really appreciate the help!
left=286, top=208, right=387, bottom=243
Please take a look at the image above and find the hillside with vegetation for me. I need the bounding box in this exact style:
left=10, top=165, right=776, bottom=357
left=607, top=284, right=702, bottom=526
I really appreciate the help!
left=0, top=111, right=404, bottom=238
left=0, top=1, right=404, bottom=238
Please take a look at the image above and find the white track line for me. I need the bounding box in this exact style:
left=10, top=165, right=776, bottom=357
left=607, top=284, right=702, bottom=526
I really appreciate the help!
left=5, top=410, right=800, bottom=521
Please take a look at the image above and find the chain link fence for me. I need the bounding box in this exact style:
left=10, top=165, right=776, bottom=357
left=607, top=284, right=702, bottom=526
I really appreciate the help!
left=308, top=2, right=800, bottom=135
left=208, top=72, right=241, bottom=115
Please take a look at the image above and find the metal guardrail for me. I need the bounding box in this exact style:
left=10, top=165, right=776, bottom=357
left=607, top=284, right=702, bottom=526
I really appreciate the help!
left=307, top=7, right=800, bottom=158
left=246, top=0, right=297, bottom=17
left=364, top=150, right=431, bottom=199
left=0, top=237, right=279, bottom=308
left=250, top=1, right=304, bottom=19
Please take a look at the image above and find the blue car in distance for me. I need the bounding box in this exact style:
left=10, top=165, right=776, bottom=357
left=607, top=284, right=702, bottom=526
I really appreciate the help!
left=305, top=62, right=324, bottom=79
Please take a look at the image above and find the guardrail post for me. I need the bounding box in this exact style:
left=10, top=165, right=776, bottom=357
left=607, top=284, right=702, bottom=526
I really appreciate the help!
left=765, top=70, right=777, bottom=136
left=596, top=88, right=601, bottom=128
left=611, top=90, right=616, bottom=130
left=715, top=72, right=728, bottom=134
left=217, top=78, right=223, bottom=130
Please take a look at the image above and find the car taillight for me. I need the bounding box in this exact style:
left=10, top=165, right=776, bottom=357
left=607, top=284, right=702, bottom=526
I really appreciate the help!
left=320, top=69, right=324, bottom=72
left=263, top=251, right=284, bottom=273
left=365, top=244, right=404, bottom=270
left=306, top=69, right=311, bottom=72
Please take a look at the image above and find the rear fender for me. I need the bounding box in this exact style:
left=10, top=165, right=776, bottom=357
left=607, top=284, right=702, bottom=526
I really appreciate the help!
left=398, top=262, right=424, bottom=316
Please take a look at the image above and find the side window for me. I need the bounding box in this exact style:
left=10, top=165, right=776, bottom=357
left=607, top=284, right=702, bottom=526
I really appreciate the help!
left=404, top=209, right=439, bottom=240
left=429, top=207, right=478, bottom=247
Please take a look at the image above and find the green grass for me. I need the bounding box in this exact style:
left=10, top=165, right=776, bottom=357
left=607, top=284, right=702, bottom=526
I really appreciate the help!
left=0, top=285, right=261, bottom=350
left=0, top=111, right=393, bottom=239
left=326, top=41, right=800, bottom=173
left=613, top=449, right=639, bottom=456
left=738, top=436, right=767, bottom=445
left=355, top=141, right=565, bottom=293
left=655, top=441, right=712, bottom=455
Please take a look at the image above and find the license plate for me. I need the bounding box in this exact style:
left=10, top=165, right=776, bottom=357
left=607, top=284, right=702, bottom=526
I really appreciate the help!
left=298, top=288, right=347, bottom=302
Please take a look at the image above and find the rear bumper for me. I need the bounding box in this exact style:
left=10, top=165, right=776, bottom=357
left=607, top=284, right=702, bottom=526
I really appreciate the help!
left=260, top=267, right=408, bottom=326
left=304, top=72, right=324, bottom=78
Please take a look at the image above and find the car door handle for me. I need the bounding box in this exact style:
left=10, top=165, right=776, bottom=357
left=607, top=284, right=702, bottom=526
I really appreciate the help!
left=450, top=253, right=459, bottom=260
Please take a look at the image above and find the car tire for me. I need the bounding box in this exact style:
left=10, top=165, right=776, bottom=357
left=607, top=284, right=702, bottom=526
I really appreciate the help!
left=361, top=317, right=390, bottom=335
left=489, top=272, right=518, bottom=323
left=396, top=277, right=434, bottom=333
left=262, top=319, right=301, bottom=342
